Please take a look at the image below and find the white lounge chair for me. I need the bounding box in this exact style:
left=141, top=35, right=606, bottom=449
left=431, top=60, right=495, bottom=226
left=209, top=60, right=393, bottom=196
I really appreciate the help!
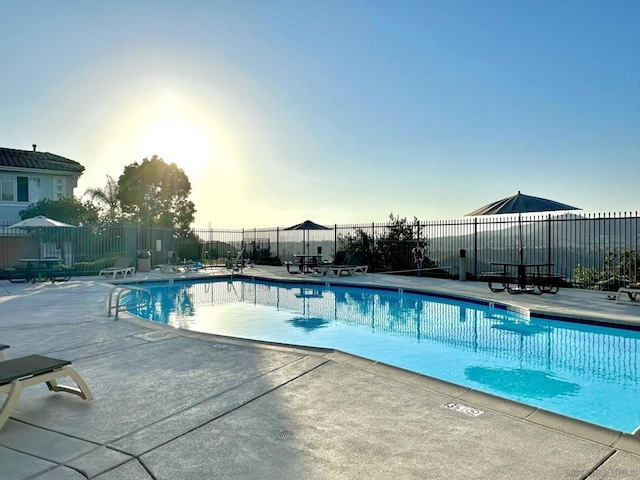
left=311, top=251, right=349, bottom=276
left=99, top=257, right=136, bottom=279
left=0, top=354, right=93, bottom=430
left=616, top=283, right=640, bottom=303
left=327, top=264, right=369, bottom=276
left=158, top=260, right=198, bottom=274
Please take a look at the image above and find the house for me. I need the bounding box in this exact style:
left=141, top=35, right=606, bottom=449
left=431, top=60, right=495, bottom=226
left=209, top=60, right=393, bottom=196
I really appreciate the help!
left=0, top=145, right=84, bottom=223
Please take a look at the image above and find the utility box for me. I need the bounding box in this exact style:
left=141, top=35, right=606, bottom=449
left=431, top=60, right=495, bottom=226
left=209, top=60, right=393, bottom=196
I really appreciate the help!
left=137, top=250, right=151, bottom=273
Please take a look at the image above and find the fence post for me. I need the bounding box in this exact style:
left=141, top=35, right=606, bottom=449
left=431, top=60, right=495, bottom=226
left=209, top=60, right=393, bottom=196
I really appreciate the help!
left=547, top=214, right=552, bottom=266
left=473, top=218, right=478, bottom=279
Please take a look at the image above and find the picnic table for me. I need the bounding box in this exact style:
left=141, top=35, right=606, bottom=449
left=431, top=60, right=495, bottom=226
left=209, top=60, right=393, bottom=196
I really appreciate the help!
left=13, top=258, right=72, bottom=283
left=285, top=254, right=323, bottom=274
left=481, top=262, right=564, bottom=294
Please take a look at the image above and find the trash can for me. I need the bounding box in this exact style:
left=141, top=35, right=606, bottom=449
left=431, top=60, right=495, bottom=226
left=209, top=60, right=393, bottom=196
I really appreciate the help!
left=137, top=250, right=151, bottom=273
left=459, top=249, right=467, bottom=281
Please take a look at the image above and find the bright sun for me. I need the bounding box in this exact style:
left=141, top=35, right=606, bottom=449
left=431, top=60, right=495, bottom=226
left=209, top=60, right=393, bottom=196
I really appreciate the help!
left=139, top=117, right=209, bottom=176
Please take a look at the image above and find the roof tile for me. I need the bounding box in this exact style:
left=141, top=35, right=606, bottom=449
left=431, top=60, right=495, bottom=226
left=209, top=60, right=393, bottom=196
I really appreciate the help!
left=0, top=147, right=84, bottom=173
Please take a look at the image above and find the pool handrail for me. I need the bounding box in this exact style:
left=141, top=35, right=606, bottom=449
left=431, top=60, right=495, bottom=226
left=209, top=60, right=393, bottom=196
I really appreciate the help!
left=107, top=285, right=152, bottom=320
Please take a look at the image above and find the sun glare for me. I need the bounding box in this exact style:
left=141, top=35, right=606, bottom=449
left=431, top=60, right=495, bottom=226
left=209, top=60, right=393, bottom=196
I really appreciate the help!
left=139, top=117, right=209, bottom=176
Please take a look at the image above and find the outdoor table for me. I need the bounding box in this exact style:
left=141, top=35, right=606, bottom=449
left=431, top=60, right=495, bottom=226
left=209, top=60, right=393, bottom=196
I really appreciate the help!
left=489, top=262, right=556, bottom=294
left=19, top=258, right=63, bottom=267
left=293, top=254, right=323, bottom=273
left=18, top=258, right=69, bottom=283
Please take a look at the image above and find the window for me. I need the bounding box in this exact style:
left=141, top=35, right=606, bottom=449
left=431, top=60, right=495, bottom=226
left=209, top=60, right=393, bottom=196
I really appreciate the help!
left=28, top=177, right=41, bottom=202
left=54, top=177, right=66, bottom=200
left=0, top=176, right=14, bottom=201
left=17, top=176, right=28, bottom=201
left=16, top=176, right=42, bottom=203
left=0, top=175, right=42, bottom=203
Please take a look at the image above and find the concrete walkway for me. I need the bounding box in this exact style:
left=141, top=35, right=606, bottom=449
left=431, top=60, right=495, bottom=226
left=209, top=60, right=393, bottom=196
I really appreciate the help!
left=0, top=267, right=639, bottom=479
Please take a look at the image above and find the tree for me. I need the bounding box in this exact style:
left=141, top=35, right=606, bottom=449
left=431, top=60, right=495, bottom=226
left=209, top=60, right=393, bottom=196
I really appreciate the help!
left=19, top=196, right=100, bottom=225
left=386, top=213, right=416, bottom=241
left=338, top=213, right=435, bottom=274
left=117, top=155, right=196, bottom=232
left=84, top=175, right=121, bottom=224
left=574, top=249, right=639, bottom=290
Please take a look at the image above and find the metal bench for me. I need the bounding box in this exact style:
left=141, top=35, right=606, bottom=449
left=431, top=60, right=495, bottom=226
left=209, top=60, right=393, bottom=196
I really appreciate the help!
left=529, top=274, right=565, bottom=294
left=480, top=272, right=517, bottom=292
left=284, top=261, right=302, bottom=274
left=4, top=267, right=30, bottom=284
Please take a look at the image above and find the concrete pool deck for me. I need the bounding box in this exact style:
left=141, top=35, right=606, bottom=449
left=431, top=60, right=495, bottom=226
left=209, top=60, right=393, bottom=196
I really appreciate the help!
left=0, top=266, right=639, bottom=479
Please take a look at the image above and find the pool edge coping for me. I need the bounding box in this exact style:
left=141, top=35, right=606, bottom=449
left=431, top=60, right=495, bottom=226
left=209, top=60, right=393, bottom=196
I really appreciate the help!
left=116, top=303, right=640, bottom=456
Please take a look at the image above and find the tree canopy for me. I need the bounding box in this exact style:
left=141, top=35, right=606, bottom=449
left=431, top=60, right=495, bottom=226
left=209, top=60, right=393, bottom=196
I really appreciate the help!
left=117, top=155, right=196, bottom=232
left=19, top=196, right=100, bottom=225
left=337, top=213, right=433, bottom=273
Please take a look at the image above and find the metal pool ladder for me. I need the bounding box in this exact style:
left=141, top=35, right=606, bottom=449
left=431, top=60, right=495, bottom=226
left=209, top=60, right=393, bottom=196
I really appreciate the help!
left=107, top=285, right=152, bottom=320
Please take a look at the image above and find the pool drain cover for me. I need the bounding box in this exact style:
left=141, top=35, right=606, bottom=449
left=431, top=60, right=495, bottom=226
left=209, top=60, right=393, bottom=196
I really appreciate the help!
left=443, top=402, right=484, bottom=417
left=278, top=430, right=295, bottom=440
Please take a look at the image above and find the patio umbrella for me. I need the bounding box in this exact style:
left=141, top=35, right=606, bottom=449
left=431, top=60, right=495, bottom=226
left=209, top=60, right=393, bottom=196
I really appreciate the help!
left=465, top=191, right=580, bottom=264
left=7, top=216, right=76, bottom=260
left=7, top=215, right=75, bottom=229
left=283, top=219, right=331, bottom=256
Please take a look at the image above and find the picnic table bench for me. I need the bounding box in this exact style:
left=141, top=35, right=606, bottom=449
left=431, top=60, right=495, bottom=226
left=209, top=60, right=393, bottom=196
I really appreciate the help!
left=5, top=259, right=73, bottom=284
left=528, top=273, right=566, bottom=294
left=481, top=262, right=565, bottom=294
left=479, top=271, right=517, bottom=292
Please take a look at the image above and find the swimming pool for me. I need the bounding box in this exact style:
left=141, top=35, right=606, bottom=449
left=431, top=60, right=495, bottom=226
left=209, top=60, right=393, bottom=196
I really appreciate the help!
left=128, top=278, right=640, bottom=434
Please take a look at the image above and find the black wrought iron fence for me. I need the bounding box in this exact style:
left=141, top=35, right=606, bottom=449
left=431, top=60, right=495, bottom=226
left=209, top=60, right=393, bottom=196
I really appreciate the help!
left=1, top=212, right=637, bottom=290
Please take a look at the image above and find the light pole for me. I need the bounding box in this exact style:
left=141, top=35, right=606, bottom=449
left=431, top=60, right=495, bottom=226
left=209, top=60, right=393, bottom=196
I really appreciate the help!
left=144, top=193, right=151, bottom=257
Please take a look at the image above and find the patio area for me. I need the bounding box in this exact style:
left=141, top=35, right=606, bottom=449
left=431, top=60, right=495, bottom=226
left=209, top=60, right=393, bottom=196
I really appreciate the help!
left=0, top=267, right=639, bottom=479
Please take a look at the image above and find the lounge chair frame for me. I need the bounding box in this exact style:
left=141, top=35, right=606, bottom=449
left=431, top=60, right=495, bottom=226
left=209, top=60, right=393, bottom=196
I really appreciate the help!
left=311, top=251, right=350, bottom=276
left=315, top=252, right=368, bottom=276
left=0, top=355, right=93, bottom=430
left=99, top=257, right=136, bottom=279
left=158, top=262, right=194, bottom=274
left=616, top=285, right=640, bottom=303
left=325, top=265, right=369, bottom=276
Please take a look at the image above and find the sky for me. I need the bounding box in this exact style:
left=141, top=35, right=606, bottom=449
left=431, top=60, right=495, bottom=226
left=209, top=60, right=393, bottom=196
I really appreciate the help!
left=1, top=0, right=638, bottom=228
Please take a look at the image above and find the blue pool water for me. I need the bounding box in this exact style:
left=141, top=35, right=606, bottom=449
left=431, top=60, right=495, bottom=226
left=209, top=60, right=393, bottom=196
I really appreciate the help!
left=128, top=278, right=640, bottom=433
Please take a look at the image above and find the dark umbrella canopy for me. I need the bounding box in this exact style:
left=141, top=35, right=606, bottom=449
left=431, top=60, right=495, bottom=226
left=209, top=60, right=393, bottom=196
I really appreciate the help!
left=283, top=220, right=331, bottom=231
left=284, top=220, right=331, bottom=256
left=466, top=191, right=580, bottom=264
left=466, top=191, right=579, bottom=216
